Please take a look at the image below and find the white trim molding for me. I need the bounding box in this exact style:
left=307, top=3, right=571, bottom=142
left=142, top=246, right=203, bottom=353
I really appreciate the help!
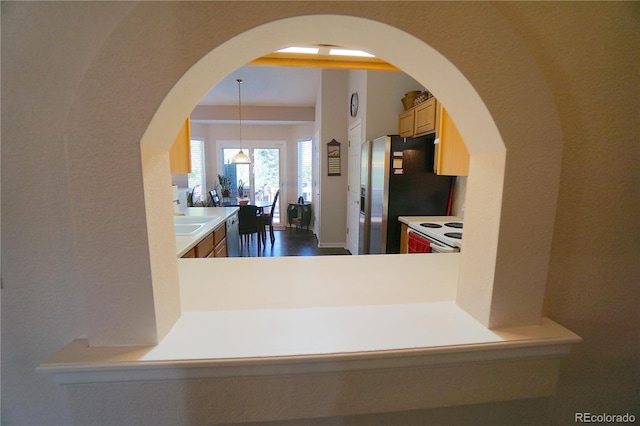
left=39, top=317, right=579, bottom=422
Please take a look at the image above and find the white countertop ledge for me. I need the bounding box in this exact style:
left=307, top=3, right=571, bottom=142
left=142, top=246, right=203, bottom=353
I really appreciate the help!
left=174, top=207, right=239, bottom=257
left=38, top=254, right=580, bottom=386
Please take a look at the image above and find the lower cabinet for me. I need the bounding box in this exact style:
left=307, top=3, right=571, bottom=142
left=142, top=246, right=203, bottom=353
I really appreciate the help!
left=182, top=247, right=196, bottom=258
left=183, top=222, right=228, bottom=258
left=214, top=239, right=227, bottom=257
left=211, top=223, right=227, bottom=258
left=194, top=233, right=214, bottom=258
left=400, top=223, right=408, bottom=254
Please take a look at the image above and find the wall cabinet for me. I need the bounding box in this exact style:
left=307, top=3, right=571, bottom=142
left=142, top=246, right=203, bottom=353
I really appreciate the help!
left=414, top=99, right=437, bottom=135
left=169, top=117, right=191, bottom=174
left=397, top=97, right=437, bottom=137
left=434, top=105, right=469, bottom=176
left=398, top=109, right=415, bottom=137
left=399, top=99, right=470, bottom=176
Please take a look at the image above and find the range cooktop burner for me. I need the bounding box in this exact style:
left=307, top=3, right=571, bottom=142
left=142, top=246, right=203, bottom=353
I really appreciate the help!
left=419, top=223, right=442, bottom=228
left=444, top=222, right=463, bottom=229
left=444, top=232, right=463, bottom=239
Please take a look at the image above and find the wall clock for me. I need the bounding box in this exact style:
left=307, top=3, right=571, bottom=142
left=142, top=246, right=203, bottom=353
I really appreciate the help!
left=350, top=92, right=359, bottom=117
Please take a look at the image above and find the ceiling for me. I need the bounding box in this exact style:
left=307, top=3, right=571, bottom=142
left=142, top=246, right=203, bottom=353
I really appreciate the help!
left=196, top=49, right=399, bottom=109
left=198, top=65, right=322, bottom=108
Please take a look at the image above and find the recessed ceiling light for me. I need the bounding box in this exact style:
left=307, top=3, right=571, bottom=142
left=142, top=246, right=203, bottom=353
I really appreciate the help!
left=277, top=47, right=319, bottom=54
left=329, top=49, right=375, bottom=58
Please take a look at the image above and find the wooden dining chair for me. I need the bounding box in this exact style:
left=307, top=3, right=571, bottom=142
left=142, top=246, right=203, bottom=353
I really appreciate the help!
left=260, top=190, right=280, bottom=245
left=238, top=204, right=262, bottom=254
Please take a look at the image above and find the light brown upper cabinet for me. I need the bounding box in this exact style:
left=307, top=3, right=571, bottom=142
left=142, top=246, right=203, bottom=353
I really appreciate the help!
left=169, top=117, right=191, bottom=174
left=398, top=97, right=438, bottom=138
left=434, top=106, right=469, bottom=176
left=398, top=108, right=415, bottom=137
left=413, top=98, right=437, bottom=135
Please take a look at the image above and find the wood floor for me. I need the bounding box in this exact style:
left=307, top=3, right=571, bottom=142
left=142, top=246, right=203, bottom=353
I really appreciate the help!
left=239, top=228, right=351, bottom=257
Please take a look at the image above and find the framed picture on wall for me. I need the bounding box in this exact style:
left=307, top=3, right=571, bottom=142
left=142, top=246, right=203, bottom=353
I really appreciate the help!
left=327, top=139, right=341, bottom=176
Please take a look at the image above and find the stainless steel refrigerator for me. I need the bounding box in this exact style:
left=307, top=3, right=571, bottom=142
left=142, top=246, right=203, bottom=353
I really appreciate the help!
left=359, top=135, right=455, bottom=254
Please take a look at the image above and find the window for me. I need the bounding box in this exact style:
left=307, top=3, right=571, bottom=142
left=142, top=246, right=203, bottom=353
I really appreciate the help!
left=188, top=139, right=206, bottom=204
left=298, top=139, right=312, bottom=202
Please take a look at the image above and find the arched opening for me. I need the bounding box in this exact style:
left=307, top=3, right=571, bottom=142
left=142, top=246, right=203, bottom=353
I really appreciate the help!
left=140, top=14, right=508, bottom=332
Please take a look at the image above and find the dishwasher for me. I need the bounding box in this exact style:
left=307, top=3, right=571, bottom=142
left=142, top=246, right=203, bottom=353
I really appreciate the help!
left=225, top=212, right=240, bottom=257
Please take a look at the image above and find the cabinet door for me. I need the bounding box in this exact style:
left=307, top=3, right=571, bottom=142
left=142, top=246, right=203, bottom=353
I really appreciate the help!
left=212, top=223, right=228, bottom=257
left=398, top=109, right=415, bottom=137
left=214, top=239, right=227, bottom=257
left=169, top=117, right=191, bottom=174
left=194, top=232, right=214, bottom=258
left=213, top=223, right=226, bottom=246
left=414, top=98, right=437, bottom=135
left=400, top=223, right=408, bottom=254
left=435, top=106, right=469, bottom=176
left=181, top=247, right=196, bottom=258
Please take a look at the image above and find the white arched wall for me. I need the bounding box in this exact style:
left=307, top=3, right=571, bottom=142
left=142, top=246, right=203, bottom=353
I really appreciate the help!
left=61, top=6, right=564, bottom=346
left=140, top=14, right=560, bottom=337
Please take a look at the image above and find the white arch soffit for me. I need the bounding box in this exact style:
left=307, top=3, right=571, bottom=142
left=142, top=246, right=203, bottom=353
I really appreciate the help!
left=140, top=14, right=505, bottom=157
left=140, top=14, right=506, bottom=326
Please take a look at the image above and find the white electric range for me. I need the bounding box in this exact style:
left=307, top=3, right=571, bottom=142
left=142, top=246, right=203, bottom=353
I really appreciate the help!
left=398, top=216, right=464, bottom=253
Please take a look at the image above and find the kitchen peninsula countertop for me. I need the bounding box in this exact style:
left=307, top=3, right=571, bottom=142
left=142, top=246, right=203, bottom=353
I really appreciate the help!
left=175, top=207, right=239, bottom=257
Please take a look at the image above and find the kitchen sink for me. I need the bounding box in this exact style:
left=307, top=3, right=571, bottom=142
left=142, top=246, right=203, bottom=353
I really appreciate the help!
left=174, top=224, right=204, bottom=235
left=173, top=215, right=221, bottom=235
left=174, top=216, right=215, bottom=225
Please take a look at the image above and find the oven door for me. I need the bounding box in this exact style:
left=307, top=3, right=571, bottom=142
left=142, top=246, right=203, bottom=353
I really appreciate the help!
left=407, top=229, right=458, bottom=254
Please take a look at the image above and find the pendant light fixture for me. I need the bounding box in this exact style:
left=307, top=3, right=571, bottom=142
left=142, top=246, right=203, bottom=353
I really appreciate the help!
left=231, top=78, right=251, bottom=164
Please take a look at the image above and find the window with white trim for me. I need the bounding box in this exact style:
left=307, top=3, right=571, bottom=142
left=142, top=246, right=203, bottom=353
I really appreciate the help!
left=188, top=139, right=206, bottom=204
left=297, top=139, right=312, bottom=202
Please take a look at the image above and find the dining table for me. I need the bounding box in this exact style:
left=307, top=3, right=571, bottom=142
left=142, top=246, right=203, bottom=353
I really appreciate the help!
left=252, top=200, right=273, bottom=211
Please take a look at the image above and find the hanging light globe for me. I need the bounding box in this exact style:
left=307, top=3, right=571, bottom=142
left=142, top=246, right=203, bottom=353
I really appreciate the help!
left=231, top=149, right=251, bottom=164
left=231, top=78, right=251, bottom=164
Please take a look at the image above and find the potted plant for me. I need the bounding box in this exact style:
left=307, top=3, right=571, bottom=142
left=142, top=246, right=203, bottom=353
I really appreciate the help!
left=217, top=174, right=232, bottom=198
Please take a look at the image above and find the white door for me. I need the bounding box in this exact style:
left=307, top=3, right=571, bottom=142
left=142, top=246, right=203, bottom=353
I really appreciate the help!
left=346, top=122, right=362, bottom=254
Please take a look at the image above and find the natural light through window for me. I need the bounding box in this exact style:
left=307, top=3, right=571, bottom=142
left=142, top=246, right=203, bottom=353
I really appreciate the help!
left=188, top=139, right=206, bottom=204
left=329, top=48, right=374, bottom=57
left=277, top=46, right=319, bottom=54
left=275, top=46, right=375, bottom=58
left=298, top=139, right=312, bottom=202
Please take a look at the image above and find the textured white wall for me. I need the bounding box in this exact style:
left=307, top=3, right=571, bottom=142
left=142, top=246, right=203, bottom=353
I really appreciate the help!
left=2, top=2, right=637, bottom=425
left=365, top=70, right=423, bottom=140
left=318, top=69, right=350, bottom=246
left=1, top=2, right=138, bottom=423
